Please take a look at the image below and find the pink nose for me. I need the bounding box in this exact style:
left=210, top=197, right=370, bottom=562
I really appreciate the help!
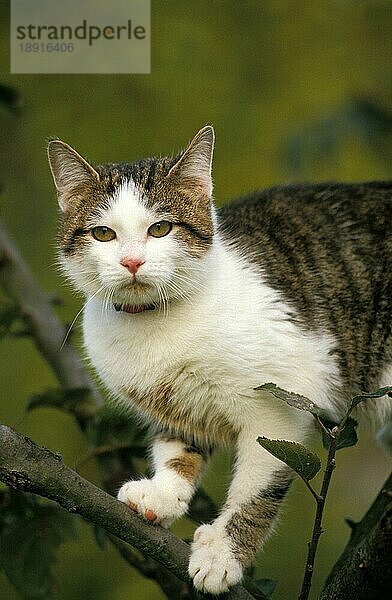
left=120, top=257, right=145, bottom=274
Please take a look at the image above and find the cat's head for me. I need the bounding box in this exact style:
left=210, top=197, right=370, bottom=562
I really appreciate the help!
left=48, top=127, right=215, bottom=313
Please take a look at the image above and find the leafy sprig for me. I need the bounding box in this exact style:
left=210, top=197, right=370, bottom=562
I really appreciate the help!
left=256, top=382, right=392, bottom=600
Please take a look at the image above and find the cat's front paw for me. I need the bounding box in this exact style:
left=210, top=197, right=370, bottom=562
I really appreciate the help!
left=189, top=523, right=243, bottom=594
left=117, top=478, right=191, bottom=527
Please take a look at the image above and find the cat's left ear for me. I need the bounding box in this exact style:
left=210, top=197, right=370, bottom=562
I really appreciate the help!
left=167, top=126, right=215, bottom=197
left=47, top=140, right=100, bottom=212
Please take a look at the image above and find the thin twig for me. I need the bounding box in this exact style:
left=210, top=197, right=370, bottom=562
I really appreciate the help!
left=315, top=415, right=333, bottom=438
left=298, top=427, right=338, bottom=600
left=299, top=474, right=323, bottom=504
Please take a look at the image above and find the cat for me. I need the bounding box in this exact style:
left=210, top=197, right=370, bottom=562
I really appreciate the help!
left=48, top=126, right=392, bottom=595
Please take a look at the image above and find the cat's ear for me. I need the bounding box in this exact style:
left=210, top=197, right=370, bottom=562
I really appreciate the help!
left=47, top=140, right=99, bottom=211
left=167, top=126, right=215, bottom=197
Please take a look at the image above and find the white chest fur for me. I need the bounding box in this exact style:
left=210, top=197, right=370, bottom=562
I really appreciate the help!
left=83, top=241, right=342, bottom=442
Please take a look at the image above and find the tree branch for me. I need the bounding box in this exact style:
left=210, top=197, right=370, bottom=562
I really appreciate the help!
left=0, top=425, right=255, bottom=599
left=320, top=471, right=392, bottom=599
left=0, top=219, right=102, bottom=418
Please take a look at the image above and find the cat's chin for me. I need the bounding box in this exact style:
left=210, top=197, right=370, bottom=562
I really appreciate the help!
left=118, top=279, right=152, bottom=294
left=110, top=280, right=160, bottom=307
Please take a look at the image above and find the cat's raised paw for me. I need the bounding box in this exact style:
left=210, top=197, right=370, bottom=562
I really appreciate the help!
left=117, top=478, right=190, bottom=527
left=189, top=523, right=243, bottom=594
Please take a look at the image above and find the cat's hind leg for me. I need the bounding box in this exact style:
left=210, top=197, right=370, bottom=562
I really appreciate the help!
left=117, top=434, right=207, bottom=527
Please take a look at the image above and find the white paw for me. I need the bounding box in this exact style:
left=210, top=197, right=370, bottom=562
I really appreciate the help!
left=117, top=478, right=191, bottom=527
left=189, top=523, right=244, bottom=594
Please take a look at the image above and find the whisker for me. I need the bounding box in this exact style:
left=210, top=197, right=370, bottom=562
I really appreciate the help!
left=60, top=284, right=106, bottom=351
left=159, top=282, right=170, bottom=320
left=104, top=286, right=117, bottom=324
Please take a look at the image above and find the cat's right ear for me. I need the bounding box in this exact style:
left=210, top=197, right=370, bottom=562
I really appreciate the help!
left=167, top=126, right=215, bottom=198
left=47, top=140, right=99, bottom=212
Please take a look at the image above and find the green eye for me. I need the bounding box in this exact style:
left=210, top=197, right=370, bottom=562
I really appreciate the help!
left=148, top=221, right=173, bottom=238
left=91, top=226, right=116, bottom=242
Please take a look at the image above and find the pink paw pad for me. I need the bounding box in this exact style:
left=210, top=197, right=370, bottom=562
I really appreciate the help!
left=145, top=509, right=157, bottom=522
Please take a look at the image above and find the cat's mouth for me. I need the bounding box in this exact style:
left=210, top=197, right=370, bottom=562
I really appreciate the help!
left=113, top=302, right=156, bottom=314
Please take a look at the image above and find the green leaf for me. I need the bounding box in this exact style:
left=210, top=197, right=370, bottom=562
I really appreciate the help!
left=255, top=578, right=277, bottom=598
left=0, top=489, right=76, bottom=599
left=26, top=387, right=95, bottom=417
left=256, top=383, right=322, bottom=417
left=257, top=437, right=321, bottom=481
left=320, top=417, right=359, bottom=451
left=336, top=417, right=358, bottom=450
left=350, top=386, right=392, bottom=410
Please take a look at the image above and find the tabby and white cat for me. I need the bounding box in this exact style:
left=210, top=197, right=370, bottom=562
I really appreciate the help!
left=48, top=127, right=392, bottom=594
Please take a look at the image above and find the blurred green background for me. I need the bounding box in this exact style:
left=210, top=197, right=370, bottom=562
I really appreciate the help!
left=1, top=1, right=391, bottom=599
